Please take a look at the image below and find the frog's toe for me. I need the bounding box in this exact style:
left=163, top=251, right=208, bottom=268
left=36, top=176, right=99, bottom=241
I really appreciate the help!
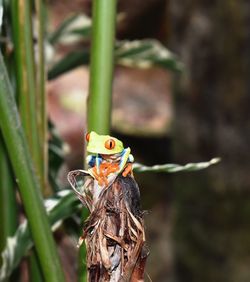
left=122, top=163, right=133, bottom=177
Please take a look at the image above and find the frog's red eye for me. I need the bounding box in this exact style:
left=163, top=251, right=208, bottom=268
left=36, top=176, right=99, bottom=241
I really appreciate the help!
left=105, top=139, right=115, bottom=150
left=86, top=132, right=90, bottom=142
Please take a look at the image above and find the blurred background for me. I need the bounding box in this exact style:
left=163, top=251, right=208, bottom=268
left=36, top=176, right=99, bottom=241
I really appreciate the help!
left=1, top=0, right=249, bottom=281
left=47, top=0, right=250, bottom=281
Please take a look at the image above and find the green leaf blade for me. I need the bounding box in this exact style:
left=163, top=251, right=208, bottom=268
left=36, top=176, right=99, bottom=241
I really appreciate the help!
left=0, top=190, right=80, bottom=280
left=133, top=158, right=221, bottom=173
left=115, top=39, right=183, bottom=72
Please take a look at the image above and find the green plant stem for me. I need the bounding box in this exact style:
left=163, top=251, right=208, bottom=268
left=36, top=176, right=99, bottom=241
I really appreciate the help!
left=0, top=51, right=65, bottom=282
left=11, top=1, right=47, bottom=279
left=0, top=137, right=17, bottom=252
left=29, top=251, right=44, bottom=282
left=34, top=0, right=47, bottom=193
left=78, top=209, right=88, bottom=282
left=82, top=1, right=117, bottom=281
left=11, top=0, right=42, bottom=185
left=87, top=0, right=117, bottom=134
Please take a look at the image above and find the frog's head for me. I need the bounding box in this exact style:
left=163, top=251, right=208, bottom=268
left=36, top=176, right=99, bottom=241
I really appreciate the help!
left=86, top=131, right=124, bottom=155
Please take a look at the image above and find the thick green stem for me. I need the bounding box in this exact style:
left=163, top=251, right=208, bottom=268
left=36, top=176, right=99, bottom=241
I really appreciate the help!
left=11, top=0, right=42, bottom=185
left=82, top=1, right=117, bottom=281
left=0, top=51, right=65, bottom=282
left=11, top=1, right=47, bottom=279
left=87, top=0, right=117, bottom=134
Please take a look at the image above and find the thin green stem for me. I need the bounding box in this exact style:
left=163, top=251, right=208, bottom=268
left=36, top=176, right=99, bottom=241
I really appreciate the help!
left=78, top=209, right=88, bottom=282
left=0, top=51, right=65, bottom=281
left=34, top=0, right=48, bottom=193
left=11, top=0, right=42, bottom=185
left=87, top=0, right=117, bottom=134
left=28, top=251, right=44, bottom=282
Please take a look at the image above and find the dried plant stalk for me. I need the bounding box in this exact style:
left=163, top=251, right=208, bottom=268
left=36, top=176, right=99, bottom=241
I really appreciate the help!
left=68, top=171, right=148, bottom=281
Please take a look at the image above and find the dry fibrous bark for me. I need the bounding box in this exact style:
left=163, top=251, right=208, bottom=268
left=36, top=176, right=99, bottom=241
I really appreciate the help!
left=68, top=172, right=148, bottom=282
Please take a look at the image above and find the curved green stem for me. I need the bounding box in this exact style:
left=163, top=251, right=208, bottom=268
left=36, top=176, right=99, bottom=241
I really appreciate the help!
left=0, top=51, right=65, bottom=282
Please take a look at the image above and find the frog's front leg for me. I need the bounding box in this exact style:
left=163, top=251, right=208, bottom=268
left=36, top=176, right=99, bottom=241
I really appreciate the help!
left=87, top=154, right=105, bottom=185
left=119, top=147, right=134, bottom=176
left=86, top=154, right=103, bottom=171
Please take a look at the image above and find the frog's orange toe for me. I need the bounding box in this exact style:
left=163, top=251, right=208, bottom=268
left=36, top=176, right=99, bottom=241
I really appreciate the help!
left=122, top=163, right=133, bottom=177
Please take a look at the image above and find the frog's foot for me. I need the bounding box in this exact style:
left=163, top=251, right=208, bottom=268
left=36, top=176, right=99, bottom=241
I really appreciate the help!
left=98, top=163, right=120, bottom=185
left=96, top=174, right=108, bottom=186
left=106, top=163, right=119, bottom=175
left=122, top=163, right=133, bottom=177
left=90, top=166, right=107, bottom=186
left=90, top=166, right=100, bottom=181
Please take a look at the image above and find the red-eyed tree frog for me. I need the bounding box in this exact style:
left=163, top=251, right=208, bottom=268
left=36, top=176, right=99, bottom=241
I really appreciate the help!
left=85, top=131, right=134, bottom=186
